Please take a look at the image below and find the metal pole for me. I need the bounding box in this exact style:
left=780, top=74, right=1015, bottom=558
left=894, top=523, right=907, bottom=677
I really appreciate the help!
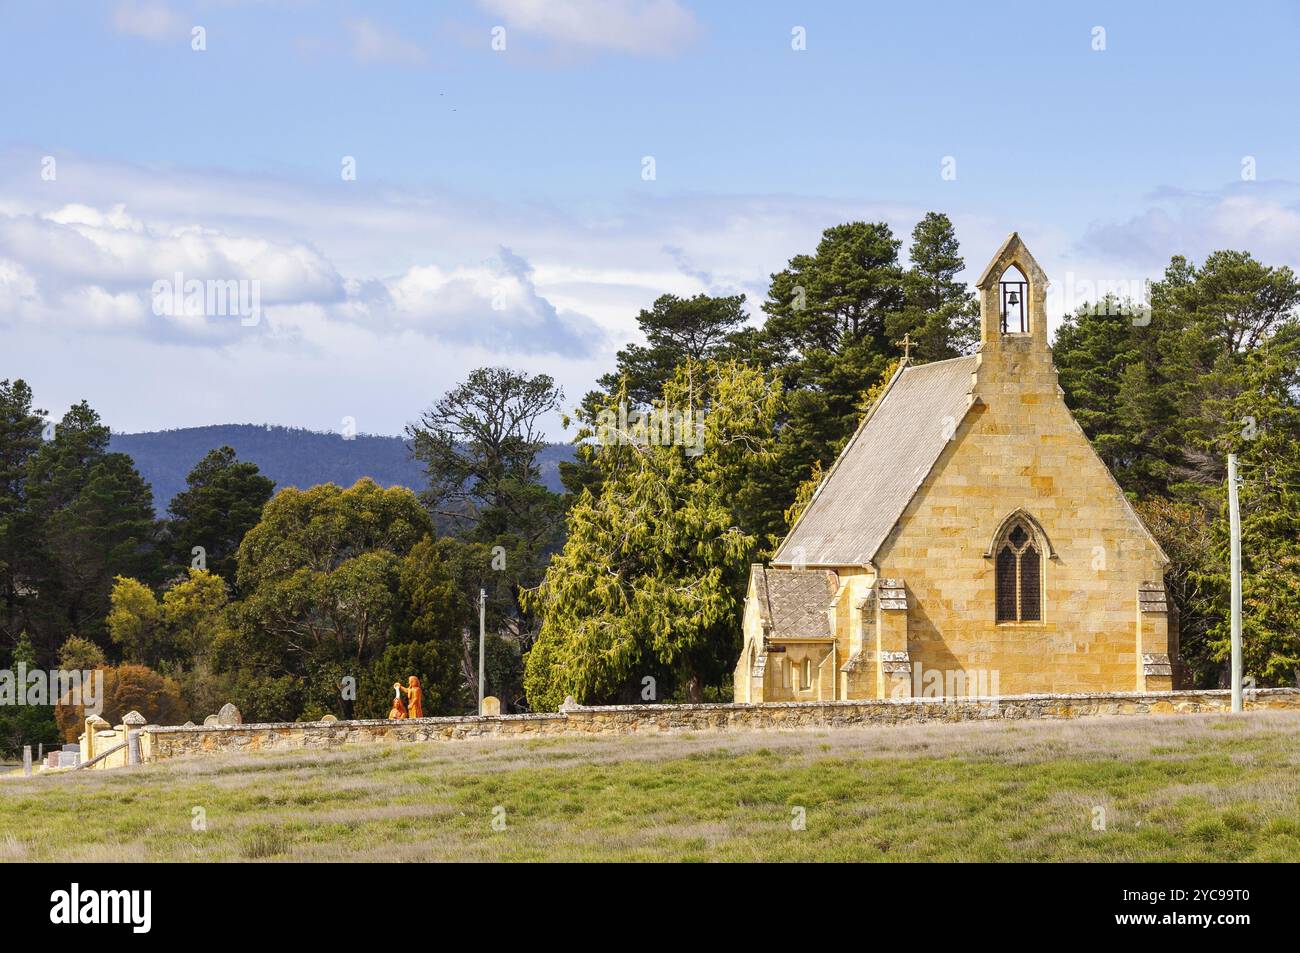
left=1228, top=454, right=1243, bottom=713
left=478, top=587, right=486, bottom=715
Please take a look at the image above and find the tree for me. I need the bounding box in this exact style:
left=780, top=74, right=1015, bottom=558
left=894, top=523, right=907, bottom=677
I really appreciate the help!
left=235, top=479, right=431, bottom=665
left=524, top=360, right=782, bottom=710
left=0, top=380, right=46, bottom=648
left=19, top=402, right=160, bottom=660
left=596, top=293, right=749, bottom=406
left=106, top=576, right=163, bottom=667
left=757, top=221, right=904, bottom=470
left=57, top=634, right=106, bottom=671
left=407, top=368, right=566, bottom=702
left=564, top=293, right=752, bottom=500
left=54, top=664, right=185, bottom=742
left=1055, top=250, right=1300, bottom=687
left=230, top=479, right=462, bottom=718
left=165, top=446, right=274, bottom=587
left=889, top=212, right=979, bottom=360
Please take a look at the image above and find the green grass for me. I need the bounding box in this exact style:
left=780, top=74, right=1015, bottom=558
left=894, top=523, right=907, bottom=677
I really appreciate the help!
left=2, top=712, right=1299, bottom=861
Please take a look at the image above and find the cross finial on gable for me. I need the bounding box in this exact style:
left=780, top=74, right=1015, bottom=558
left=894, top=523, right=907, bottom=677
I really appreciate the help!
left=898, top=333, right=913, bottom=361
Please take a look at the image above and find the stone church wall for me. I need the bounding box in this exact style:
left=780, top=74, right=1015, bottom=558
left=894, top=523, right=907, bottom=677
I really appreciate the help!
left=140, top=688, right=1300, bottom=764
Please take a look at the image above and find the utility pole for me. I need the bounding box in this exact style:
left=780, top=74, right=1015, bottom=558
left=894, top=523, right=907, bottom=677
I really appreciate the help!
left=1227, top=454, right=1243, bottom=713
left=478, top=587, right=486, bottom=716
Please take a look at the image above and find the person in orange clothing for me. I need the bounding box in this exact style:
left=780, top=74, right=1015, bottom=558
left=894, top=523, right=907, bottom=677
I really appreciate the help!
left=394, top=675, right=423, bottom=719
left=387, top=684, right=408, bottom=720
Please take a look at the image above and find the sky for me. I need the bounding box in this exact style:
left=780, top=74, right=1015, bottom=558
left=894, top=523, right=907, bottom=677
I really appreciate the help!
left=2, top=0, right=1299, bottom=438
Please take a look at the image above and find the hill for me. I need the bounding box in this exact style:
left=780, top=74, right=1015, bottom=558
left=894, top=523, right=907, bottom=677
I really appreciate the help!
left=108, top=424, right=574, bottom=515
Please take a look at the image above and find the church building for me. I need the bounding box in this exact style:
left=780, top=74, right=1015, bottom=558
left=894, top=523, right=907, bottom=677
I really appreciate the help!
left=734, top=234, right=1178, bottom=702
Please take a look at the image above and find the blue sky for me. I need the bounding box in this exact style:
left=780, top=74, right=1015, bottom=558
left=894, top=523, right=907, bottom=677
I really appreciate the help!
left=2, top=1, right=1299, bottom=436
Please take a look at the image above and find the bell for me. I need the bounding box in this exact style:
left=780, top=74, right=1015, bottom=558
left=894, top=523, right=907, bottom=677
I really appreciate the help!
left=1008, top=291, right=1020, bottom=306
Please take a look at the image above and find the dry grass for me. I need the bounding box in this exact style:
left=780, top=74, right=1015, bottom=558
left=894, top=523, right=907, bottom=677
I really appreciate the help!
left=2, top=712, right=1298, bottom=862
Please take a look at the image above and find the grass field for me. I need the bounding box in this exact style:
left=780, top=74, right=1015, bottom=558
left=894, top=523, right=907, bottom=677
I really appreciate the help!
left=2, top=712, right=1299, bottom=862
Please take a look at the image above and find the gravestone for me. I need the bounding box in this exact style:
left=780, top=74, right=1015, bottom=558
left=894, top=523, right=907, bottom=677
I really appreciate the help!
left=559, top=695, right=581, bottom=712
left=46, top=752, right=60, bottom=769
left=481, top=696, right=501, bottom=716
left=182, top=721, right=196, bottom=728
left=58, top=750, right=78, bottom=768
left=320, top=714, right=337, bottom=723
left=216, top=703, right=242, bottom=726
left=203, top=715, right=219, bottom=726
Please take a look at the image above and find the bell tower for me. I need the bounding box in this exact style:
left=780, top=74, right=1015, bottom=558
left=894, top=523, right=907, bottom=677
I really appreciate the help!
left=975, top=232, right=1050, bottom=357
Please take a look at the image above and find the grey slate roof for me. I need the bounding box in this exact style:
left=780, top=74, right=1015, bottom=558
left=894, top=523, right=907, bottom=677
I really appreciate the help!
left=751, top=564, right=837, bottom=639
left=771, top=356, right=978, bottom=568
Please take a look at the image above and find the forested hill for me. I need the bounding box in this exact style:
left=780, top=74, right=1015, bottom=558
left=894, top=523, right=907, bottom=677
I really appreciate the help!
left=109, top=424, right=574, bottom=515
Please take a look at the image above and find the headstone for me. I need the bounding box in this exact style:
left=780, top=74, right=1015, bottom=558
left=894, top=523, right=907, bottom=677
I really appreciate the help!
left=182, top=721, right=196, bottom=729
left=46, top=752, right=60, bottom=769
left=320, top=714, right=337, bottom=723
left=216, top=703, right=242, bottom=726
left=559, top=695, right=580, bottom=712
left=127, top=731, right=141, bottom=765
left=61, top=743, right=79, bottom=753
left=203, top=715, right=219, bottom=726
left=481, top=695, right=501, bottom=716
left=22, top=746, right=31, bottom=777
left=58, top=751, right=78, bottom=768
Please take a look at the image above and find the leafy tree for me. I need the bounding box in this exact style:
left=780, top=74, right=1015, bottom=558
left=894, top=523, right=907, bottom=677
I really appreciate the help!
left=235, top=479, right=430, bottom=665
left=165, top=446, right=274, bottom=587
left=54, top=664, right=185, bottom=741
left=230, top=479, right=462, bottom=717
left=525, top=360, right=782, bottom=709
left=57, top=634, right=106, bottom=671
left=106, top=576, right=163, bottom=667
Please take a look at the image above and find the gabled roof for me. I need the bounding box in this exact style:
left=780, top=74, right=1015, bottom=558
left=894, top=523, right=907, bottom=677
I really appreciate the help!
left=771, top=355, right=978, bottom=568
left=750, top=564, right=837, bottom=639
left=975, top=232, right=1048, bottom=290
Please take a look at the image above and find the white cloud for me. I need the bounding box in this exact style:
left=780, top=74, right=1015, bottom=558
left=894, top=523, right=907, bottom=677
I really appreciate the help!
left=477, top=0, right=700, bottom=56
left=112, top=0, right=184, bottom=41
left=344, top=17, right=427, bottom=67
left=0, top=148, right=1015, bottom=435
left=1077, top=183, right=1300, bottom=273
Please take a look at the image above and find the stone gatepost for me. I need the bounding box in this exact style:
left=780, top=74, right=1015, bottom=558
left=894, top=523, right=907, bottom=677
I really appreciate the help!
left=82, top=714, right=110, bottom=763
left=1137, top=583, right=1173, bottom=692
left=123, top=711, right=146, bottom=765
left=875, top=578, right=913, bottom=699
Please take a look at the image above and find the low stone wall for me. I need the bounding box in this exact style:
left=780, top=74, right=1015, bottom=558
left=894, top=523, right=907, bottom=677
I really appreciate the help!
left=140, top=688, right=1300, bottom=764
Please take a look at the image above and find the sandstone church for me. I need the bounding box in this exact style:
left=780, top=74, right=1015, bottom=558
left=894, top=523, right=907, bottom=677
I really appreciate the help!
left=734, top=234, right=1178, bottom=703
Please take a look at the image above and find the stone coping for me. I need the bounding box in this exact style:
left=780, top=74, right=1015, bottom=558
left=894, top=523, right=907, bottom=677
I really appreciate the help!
left=142, top=687, right=1299, bottom=734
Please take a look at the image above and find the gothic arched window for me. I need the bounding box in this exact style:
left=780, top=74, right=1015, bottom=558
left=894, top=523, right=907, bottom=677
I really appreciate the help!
left=995, top=519, right=1042, bottom=622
